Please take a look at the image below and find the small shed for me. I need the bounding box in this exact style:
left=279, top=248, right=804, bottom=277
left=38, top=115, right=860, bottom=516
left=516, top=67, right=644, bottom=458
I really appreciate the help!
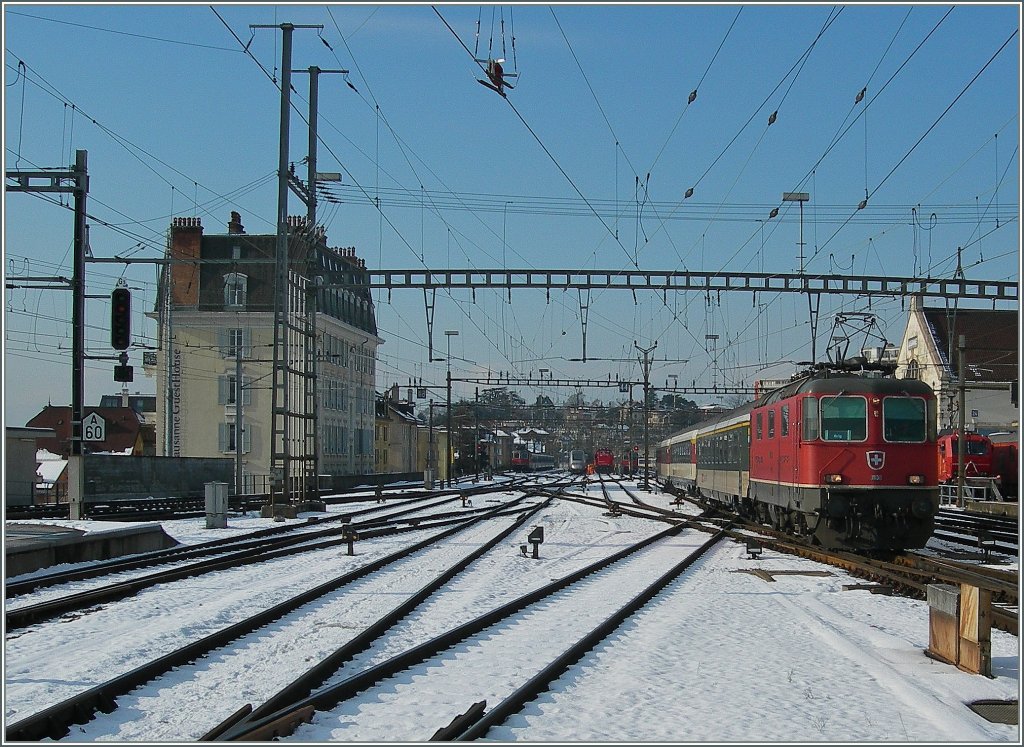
left=6, top=427, right=56, bottom=507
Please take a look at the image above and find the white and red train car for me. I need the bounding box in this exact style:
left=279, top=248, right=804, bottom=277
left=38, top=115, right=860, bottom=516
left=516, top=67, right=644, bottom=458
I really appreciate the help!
left=657, top=369, right=940, bottom=552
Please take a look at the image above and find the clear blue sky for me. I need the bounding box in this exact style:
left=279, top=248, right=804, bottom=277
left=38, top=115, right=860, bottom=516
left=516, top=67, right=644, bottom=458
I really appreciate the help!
left=4, top=2, right=1020, bottom=427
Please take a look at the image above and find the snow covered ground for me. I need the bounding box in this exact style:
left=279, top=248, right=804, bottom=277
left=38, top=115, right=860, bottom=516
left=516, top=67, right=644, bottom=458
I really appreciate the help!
left=3, top=479, right=1020, bottom=742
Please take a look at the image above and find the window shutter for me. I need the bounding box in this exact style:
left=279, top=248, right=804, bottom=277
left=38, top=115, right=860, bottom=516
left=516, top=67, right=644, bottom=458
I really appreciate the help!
left=242, top=424, right=252, bottom=453
left=241, top=376, right=252, bottom=406
left=218, top=423, right=229, bottom=452
left=218, top=329, right=230, bottom=357
left=218, top=376, right=229, bottom=405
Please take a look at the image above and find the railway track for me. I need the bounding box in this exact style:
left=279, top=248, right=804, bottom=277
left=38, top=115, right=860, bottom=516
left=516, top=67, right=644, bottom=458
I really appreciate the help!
left=657, top=481, right=1019, bottom=635
left=5, top=474, right=544, bottom=523
left=6, top=492, right=543, bottom=630
left=932, top=508, right=1019, bottom=556
left=5, top=491, right=550, bottom=741
left=211, top=520, right=729, bottom=741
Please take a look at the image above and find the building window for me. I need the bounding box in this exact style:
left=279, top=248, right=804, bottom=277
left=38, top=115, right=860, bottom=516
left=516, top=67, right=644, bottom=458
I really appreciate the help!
left=220, top=328, right=250, bottom=358
left=224, top=273, right=247, bottom=308
left=218, top=375, right=251, bottom=405
left=906, top=359, right=920, bottom=380
left=218, top=422, right=251, bottom=453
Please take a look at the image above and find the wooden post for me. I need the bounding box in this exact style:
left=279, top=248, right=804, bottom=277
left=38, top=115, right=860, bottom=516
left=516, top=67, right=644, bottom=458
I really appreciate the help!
left=958, top=583, right=992, bottom=676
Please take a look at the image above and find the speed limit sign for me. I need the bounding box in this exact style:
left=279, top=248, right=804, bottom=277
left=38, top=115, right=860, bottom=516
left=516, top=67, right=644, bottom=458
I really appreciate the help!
left=83, top=412, right=106, bottom=442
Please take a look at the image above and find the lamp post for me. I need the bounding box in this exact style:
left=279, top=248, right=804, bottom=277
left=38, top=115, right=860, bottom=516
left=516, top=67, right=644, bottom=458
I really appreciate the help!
left=445, top=330, right=459, bottom=488
left=782, top=191, right=812, bottom=361
left=782, top=191, right=809, bottom=274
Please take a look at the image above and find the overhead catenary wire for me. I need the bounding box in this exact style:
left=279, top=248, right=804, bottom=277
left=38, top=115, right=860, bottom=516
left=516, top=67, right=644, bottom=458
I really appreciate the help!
left=432, top=5, right=641, bottom=271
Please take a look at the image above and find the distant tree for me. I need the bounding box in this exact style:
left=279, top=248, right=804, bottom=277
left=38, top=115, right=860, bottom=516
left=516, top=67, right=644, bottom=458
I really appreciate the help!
left=723, top=392, right=752, bottom=408
left=478, top=387, right=525, bottom=420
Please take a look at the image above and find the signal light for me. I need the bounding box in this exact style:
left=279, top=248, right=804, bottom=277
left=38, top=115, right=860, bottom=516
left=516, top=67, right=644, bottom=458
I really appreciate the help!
left=111, top=288, right=131, bottom=350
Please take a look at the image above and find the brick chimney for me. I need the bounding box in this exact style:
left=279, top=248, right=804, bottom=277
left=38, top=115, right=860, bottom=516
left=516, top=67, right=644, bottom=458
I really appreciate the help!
left=169, top=217, right=203, bottom=307
left=227, top=211, right=245, bottom=234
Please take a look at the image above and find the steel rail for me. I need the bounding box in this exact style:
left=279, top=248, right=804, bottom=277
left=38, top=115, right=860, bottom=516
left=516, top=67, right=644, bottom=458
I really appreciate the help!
left=216, top=520, right=689, bottom=740
left=7, top=490, right=482, bottom=597
left=205, top=496, right=554, bottom=739
left=4, top=496, right=539, bottom=742
left=452, top=528, right=730, bottom=740
left=5, top=494, right=526, bottom=630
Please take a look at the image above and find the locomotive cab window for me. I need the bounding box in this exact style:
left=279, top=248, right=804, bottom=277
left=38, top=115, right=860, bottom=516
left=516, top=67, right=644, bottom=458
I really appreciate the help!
left=883, top=398, right=927, bottom=442
left=780, top=405, right=790, bottom=436
left=968, top=439, right=991, bottom=455
left=768, top=409, right=775, bottom=438
left=820, top=396, right=867, bottom=441
left=756, top=412, right=763, bottom=440
left=802, top=397, right=819, bottom=441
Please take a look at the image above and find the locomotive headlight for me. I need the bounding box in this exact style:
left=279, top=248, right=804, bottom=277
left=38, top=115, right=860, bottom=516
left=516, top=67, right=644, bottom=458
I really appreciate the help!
left=824, top=473, right=844, bottom=484
left=907, top=474, right=925, bottom=485
left=911, top=496, right=934, bottom=517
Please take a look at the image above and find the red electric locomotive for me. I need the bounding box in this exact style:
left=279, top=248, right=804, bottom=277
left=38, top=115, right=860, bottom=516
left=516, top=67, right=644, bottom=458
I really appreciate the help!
left=658, top=365, right=940, bottom=553
left=594, top=448, right=615, bottom=474
left=937, top=431, right=993, bottom=484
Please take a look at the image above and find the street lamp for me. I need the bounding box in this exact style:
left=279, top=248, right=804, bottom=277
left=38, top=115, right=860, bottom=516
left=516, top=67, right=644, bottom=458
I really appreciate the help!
left=445, top=330, right=459, bottom=487
left=782, top=191, right=812, bottom=360
left=782, top=191, right=809, bottom=274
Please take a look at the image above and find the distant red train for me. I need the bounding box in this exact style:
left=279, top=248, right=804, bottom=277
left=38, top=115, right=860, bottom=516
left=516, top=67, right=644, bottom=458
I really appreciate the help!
left=511, top=449, right=556, bottom=472
left=937, top=431, right=993, bottom=483
left=594, top=448, right=615, bottom=474
left=618, top=451, right=639, bottom=475
left=937, top=431, right=1018, bottom=499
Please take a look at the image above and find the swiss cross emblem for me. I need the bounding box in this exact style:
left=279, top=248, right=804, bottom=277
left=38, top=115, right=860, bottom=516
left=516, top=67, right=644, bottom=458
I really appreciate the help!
left=867, top=451, right=885, bottom=470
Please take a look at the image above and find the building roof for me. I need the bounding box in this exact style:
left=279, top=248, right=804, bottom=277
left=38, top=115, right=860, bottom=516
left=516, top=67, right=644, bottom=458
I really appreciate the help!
left=25, top=405, right=143, bottom=456
left=172, top=213, right=377, bottom=337
left=36, top=449, right=67, bottom=484
left=388, top=404, right=420, bottom=425
left=920, top=306, right=1018, bottom=382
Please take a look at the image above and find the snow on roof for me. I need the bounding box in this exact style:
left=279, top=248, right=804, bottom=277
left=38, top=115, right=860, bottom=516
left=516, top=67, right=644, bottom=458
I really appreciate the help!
left=36, top=460, right=67, bottom=484
left=35, top=448, right=67, bottom=484
left=90, top=446, right=134, bottom=456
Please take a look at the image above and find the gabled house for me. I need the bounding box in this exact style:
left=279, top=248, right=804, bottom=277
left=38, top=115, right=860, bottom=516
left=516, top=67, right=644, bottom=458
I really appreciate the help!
left=25, top=405, right=145, bottom=457
left=5, top=427, right=56, bottom=507
left=375, top=386, right=421, bottom=475
left=895, top=296, right=1018, bottom=433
